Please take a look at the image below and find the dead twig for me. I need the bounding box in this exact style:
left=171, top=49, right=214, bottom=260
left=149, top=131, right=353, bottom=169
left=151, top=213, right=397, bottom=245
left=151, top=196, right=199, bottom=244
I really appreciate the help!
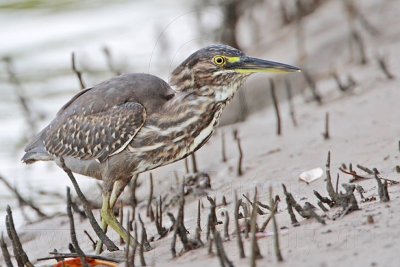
left=234, top=192, right=245, bottom=258
left=351, top=30, right=368, bottom=65
left=146, top=173, right=154, bottom=220
left=282, top=184, right=299, bottom=226
left=233, top=129, right=243, bottom=176
left=322, top=112, right=330, bottom=140
left=139, top=223, right=147, bottom=266
left=66, top=187, right=89, bottom=267
left=129, top=174, right=139, bottom=222
left=377, top=55, right=395, bottom=80
left=6, top=205, right=34, bottom=267
left=221, top=130, right=227, bottom=162
left=138, top=214, right=150, bottom=250
left=259, top=198, right=280, bottom=232
left=285, top=78, right=298, bottom=127
left=191, top=153, right=198, bottom=173
left=71, top=52, right=86, bottom=89
left=0, top=232, right=13, bottom=267
left=214, top=231, right=234, bottom=267
left=250, top=189, right=262, bottom=267
left=3, top=56, right=36, bottom=133
left=270, top=79, right=282, bottom=136
left=270, top=187, right=283, bottom=262
left=0, top=174, right=48, bottom=219
left=103, top=46, right=121, bottom=76
left=84, top=230, right=96, bottom=251
left=223, top=210, right=230, bottom=241
left=374, top=170, right=390, bottom=202
left=303, top=70, right=322, bottom=104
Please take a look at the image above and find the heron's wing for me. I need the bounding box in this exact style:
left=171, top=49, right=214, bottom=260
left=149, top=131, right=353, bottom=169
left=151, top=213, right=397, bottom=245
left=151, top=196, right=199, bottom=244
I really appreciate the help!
left=43, top=102, right=146, bottom=162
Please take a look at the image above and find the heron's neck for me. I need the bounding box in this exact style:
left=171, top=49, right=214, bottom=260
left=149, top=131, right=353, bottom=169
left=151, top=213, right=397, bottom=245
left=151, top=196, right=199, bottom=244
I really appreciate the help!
left=170, top=67, right=247, bottom=103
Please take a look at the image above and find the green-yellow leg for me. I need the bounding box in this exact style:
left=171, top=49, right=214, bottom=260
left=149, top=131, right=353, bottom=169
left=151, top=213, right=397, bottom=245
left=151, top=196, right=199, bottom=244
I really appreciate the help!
left=95, top=180, right=131, bottom=254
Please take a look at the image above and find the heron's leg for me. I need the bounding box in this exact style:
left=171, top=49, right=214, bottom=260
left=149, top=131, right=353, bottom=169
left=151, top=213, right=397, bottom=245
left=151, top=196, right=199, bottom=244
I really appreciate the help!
left=110, top=179, right=131, bottom=208
left=100, top=190, right=138, bottom=246
left=95, top=177, right=115, bottom=254
left=95, top=179, right=132, bottom=254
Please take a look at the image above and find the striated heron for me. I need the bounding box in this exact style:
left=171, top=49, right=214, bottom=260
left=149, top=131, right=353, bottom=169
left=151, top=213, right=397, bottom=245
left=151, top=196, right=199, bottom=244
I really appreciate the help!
left=22, top=44, right=300, bottom=251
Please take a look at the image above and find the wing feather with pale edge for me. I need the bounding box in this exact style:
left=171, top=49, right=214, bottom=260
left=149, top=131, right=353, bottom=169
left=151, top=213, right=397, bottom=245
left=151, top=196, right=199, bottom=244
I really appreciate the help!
left=43, top=102, right=146, bottom=162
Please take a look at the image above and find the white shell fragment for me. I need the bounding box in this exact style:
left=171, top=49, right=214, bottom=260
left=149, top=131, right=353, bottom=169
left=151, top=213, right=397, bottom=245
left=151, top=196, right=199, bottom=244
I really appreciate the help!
left=299, top=167, right=323, bottom=184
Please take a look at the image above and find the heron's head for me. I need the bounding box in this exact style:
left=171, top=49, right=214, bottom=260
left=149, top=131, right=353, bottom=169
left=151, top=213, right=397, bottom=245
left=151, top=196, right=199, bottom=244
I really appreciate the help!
left=170, top=44, right=300, bottom=101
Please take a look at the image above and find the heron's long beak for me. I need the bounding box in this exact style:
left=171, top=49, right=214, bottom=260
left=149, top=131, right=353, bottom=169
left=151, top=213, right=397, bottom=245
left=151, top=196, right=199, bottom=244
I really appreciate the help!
left=231, top=56, right=301, bottom=74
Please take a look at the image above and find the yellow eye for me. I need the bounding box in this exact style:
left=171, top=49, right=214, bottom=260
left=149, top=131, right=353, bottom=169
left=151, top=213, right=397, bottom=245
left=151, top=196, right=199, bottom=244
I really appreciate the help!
left=213, top=56, right=225, bottom=65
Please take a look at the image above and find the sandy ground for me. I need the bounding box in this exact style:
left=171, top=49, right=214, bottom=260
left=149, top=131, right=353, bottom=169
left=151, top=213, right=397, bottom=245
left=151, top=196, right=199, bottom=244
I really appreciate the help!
left=2, top=0, right=400, bottom=266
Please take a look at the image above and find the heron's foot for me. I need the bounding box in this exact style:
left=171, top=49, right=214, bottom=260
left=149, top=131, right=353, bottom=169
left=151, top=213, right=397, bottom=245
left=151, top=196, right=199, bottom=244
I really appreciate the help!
left=101, top=206, right=139, bottom=249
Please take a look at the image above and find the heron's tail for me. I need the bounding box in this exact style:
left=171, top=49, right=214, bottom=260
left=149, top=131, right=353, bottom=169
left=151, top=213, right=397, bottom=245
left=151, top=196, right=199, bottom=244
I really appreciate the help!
left=21, top=131, right=52, bottom=164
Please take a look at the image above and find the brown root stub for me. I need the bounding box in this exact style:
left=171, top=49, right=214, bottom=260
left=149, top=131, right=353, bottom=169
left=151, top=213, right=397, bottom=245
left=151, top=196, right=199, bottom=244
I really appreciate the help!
left=250, top=189, right=262, bottom=267
left=6, top=205, right=34, bottom=267
left=270, top=78, right=282, bottom=136
left=234, top=191, right=245, bottom=258
left=374, top=171, right=390, bottom=202
left=270, top=187, right=283, bottom=262
left=282, top=184, right=325, bottom=224
left=282, top=184, right=299, bottom=226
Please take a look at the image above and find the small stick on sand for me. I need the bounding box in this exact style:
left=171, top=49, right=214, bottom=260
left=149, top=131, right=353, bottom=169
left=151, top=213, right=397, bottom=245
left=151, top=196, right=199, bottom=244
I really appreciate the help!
left=322, top=112, right=330, bottom=140
left=351, top=30, right=368, bottom=65
left=125, top=211, right=131, bottom=267
left=282, top=184, right=299, bottom=225
left=66, top=187, right=88, bottom=267
left=270, top=187, right=283, bottom=262
left=0, top=232, right=13, bottom=267
left=377, top=55, right=395, bottom=80
left=214, top=231, right=234, bottom=267
left=270, top=78, right=282, bottom=136
left=356, top=164, right=373, bottom=174
left=129, top=174, right=139, bottom=221
left=317, top=201, right=329, bottom=212
left=332, top=71, right=348, bottom=92
left=119, top=201, right=125, bottom=245
left=221, top=130, right=227, bottom=162
left=250, top=189, right=262, bottom=267
left=223, top=210, right=230, bottom=241
left=374, top=170, right=390, bottom=202
left=335, top=174, right=340, bottom=194
left=234, top=192, right=245, bottom=258
left=146, top=173, right=154, bottom=220
left=131, top=222, right=138, bottom=265
left=303, top=70, right=322, bottom=104
left=184, top=158, right=190, bottom=173
left=139, top=224, right=147, bottom=266
left=195, top=199, right=202, bottom=241
left=206, top=196, right=217, bottom=240
left=71, top=52, right=86, bottom=90
left=259, top=199, right=279, bottom=232
left=242, top=194, right=265, bottom=215
left=285, top=78, right=298, bottom=127
left=325, top=151, right=338, bottom=203
left=83, top=230, right=96, bottom=250
left=138, top=214, right=150, bottom=250
left=191, top=153, right=198, bottom=173
left=233, top=129, right=243, bottom=176
left=5, top=214, right=23, bottom=266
